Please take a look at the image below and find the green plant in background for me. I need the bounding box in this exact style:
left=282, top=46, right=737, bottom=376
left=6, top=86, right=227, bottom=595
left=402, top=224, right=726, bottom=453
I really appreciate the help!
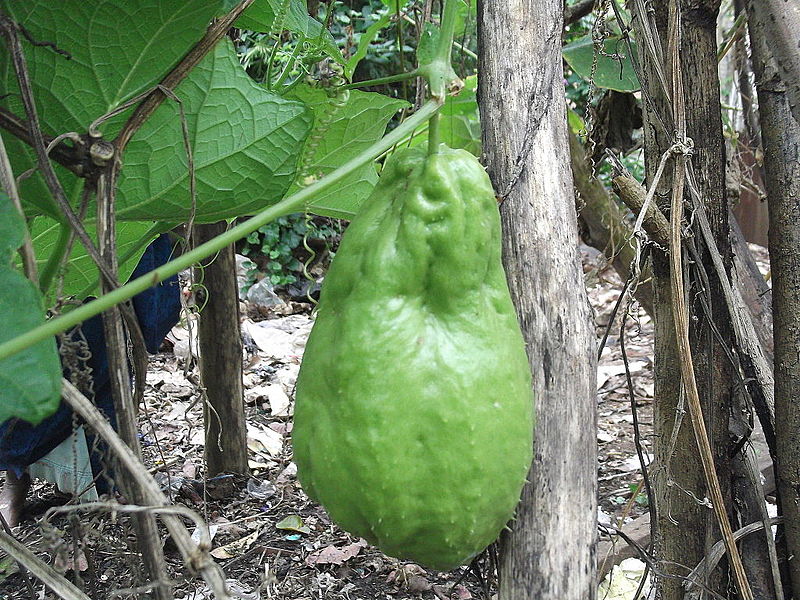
left=629, top=483, right=649, bottom=507
left=240, top=213, right=340, bottom=288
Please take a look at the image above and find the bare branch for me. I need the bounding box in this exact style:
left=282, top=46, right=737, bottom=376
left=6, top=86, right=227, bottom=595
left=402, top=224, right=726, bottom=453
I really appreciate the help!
left=0, top=106, right=85, bottom=176
left=564, top=0, right=594, bottom=26
left=62, top=379, right=231, bottom=600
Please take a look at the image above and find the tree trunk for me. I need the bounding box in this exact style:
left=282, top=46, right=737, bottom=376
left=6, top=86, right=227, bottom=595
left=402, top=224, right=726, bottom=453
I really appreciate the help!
left=477, top=3, right=597, bottom=599
left=193, top=221, right=249, bottom=477
left=748, top=0, right=800, bottom=126
left=628, top=2, right=739, bottom=597
left=746, top=3, right=800, bottom=594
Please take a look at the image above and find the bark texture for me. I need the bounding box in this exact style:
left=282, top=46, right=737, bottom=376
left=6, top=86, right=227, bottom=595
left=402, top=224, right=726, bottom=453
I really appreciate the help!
left=193, top=222, right=249, bottom=477
left=629, top=2, right=738, bottom=597
left=477, top=2, right=597, bottom=598
left=747, top=3, right=800, bottom=594
left=747, top=0, right=800, bottom=126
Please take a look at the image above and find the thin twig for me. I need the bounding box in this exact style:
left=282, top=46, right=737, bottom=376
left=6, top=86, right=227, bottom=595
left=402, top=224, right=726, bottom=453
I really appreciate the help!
left=61, top=379, right=231, bottom=600
left=0, top=528, right=91, bottom=600
left=0, top=130, right=37, bottom=283
left=683, top=517, right=784, bottom=599
left=620, top=296, right=657, bottom=548
left=665, top=2, right=752, bottom=597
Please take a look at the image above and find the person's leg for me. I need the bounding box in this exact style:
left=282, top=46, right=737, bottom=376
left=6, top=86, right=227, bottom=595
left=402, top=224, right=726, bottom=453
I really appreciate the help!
left=0, top=471, right=31, bottom=527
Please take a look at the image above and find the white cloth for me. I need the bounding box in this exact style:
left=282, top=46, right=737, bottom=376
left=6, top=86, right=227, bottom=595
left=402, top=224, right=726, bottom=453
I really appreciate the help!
left=28, top=426, right=99, bottom=501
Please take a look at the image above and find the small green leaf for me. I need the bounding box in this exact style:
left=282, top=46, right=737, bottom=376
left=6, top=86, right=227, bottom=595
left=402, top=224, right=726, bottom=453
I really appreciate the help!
left=563, top=35, right=640, bottom=92
left=276, top=514, right=311, bottom=534
left=0, top=193, right=61, bottom=425
left=568, top=108, right=586, bottom=134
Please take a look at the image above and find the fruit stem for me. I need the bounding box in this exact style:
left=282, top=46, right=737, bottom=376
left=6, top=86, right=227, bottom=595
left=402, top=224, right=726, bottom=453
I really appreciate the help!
left=427, top=111, right=441, bottom=156
left=418, top=0, right=463, bottom=101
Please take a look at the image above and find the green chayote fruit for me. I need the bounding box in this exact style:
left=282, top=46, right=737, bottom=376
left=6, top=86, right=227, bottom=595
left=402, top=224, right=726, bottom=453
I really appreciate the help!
left=293, top=145, right=534, bottom=570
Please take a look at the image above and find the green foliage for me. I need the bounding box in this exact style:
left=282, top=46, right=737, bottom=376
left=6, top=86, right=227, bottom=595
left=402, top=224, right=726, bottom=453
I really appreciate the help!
left=330, top=1, right=413, bottom=92
left=240, top=213, right=338, bottom=287
left=116, top=40, right=313, bottom=222
left=0, top=0, right=224, bottom=219
left=563, top=35, right=640, bottom=93
left=234, top=0, right=341, bottom=62
left=0, top=194, right=61, bottom=424
left=343, top=6, right=394, bottom=79
left=287, top=84, right=408, bottom=219
left=30, top=218, right=160, bottom=304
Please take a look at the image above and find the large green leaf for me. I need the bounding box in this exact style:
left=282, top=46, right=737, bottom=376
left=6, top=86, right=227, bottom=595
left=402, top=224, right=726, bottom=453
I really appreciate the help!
left=30, top=218, right=162, bottom=305
left=0, top=194, right=61, bottom=424
left=235, top=0, right=341, bottom=62
left=0, top=0, right=224, bottom=218
left=563, top=35, right=640, bottom=92
left=286, top=85, right=408, bottom=219
left=116, top=40, right=313, bottom=222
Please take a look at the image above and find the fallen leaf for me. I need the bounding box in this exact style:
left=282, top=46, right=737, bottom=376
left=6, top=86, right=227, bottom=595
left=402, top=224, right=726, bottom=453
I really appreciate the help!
left=407, top=575, right=432, bottom=593
left=191, top=524, right=218, bottom=545
left=276, top=514, right=311, bottom=534
left=210, top=529, right=260, bottom=560
left=242, top=320, right=293, bottom=361
left=276, top=462, right=297, bottom=483
left=433, top=584, right=472, bottom=599
left=596, top=361, right=647, bottom=388
left=305, top=539, right=367, bottom=566
left=247, top=424, right=283, bottom=456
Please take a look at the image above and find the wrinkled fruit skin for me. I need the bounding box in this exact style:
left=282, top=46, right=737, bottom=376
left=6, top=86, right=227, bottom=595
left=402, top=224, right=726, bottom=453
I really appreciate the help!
left=293, top=145, right=534, bottom=570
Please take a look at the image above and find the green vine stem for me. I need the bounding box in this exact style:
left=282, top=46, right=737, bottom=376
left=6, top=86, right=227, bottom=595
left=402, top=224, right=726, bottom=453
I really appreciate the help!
left=0, top=99, right=442, bottom=362
left=343, top=70, right=419, bottom=90
left=38, top=222, right=70, bottom=293
left=417, top=0, right=462, bottom=100
left=272, top=33, right=306, bottom=90
left=427, top=111, right=440, bottom=156
left=264, top=0, right=291, bottom=89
